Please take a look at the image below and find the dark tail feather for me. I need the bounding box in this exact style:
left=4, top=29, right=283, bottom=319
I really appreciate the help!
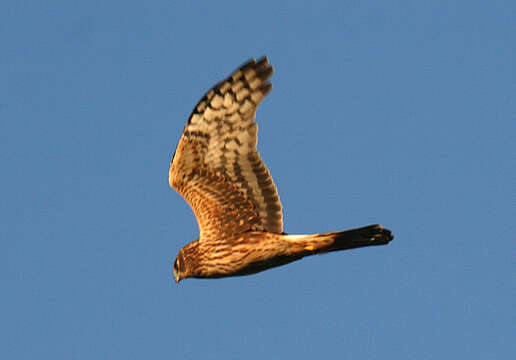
left=322, top=224, right=393, bottom=253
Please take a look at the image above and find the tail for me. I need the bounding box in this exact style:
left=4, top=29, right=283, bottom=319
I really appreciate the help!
left=321, top=224, right=393, bottom=252
left=285, top=224, right=393, bottom=255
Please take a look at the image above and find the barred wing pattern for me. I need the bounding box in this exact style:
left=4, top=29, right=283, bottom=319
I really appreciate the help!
left=169, top=57, right=283, bottom=242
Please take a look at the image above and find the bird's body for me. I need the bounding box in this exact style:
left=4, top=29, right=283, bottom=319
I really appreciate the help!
left=169, top=57, right=393, bottom=282
left=175, top=225, right=392, bottom=280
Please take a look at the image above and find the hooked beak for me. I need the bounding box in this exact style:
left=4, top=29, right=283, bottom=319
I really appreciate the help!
left=171, top=261, right=180, bottom=283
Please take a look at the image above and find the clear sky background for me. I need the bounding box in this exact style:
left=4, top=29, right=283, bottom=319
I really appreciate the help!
left=2, top=1, right=515, bottom=359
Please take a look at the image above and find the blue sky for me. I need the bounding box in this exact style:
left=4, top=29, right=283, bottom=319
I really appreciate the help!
left=2, top=1, right=515, bottom=359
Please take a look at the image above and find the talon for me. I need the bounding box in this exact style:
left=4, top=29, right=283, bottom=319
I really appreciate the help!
left=305, top=245, right=315, bottom=251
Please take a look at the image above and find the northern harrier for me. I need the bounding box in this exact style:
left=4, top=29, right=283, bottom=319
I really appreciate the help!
left=169, top=57, right=393, bottom=283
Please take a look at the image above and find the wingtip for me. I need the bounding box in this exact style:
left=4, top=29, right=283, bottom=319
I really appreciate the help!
left=240, top=56, right=272, bottom=74
left=256, top=55, right=269, bottom=66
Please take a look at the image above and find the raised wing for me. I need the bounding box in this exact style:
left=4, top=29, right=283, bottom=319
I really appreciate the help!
left=169, top=57, right=283, bottom=241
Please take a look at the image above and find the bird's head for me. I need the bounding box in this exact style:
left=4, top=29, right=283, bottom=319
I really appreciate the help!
left=172, top=241, right=200, bottom=283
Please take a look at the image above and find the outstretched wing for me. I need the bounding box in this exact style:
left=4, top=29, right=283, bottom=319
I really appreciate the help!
left=169, top=57, right=283, bottom=241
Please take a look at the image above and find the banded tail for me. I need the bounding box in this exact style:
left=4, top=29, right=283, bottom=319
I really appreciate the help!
left=285, top=224, right=393, bottom=255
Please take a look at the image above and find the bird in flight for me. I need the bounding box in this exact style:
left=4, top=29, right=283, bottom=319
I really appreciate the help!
left=169, top=57, right=393, bottom=283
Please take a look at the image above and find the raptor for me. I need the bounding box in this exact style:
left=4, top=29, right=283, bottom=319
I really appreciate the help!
left=169, top=57, right=393, bottom=282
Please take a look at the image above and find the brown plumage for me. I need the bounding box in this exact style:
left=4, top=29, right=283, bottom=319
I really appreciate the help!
left=169, top=57, right=393, bottom=283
